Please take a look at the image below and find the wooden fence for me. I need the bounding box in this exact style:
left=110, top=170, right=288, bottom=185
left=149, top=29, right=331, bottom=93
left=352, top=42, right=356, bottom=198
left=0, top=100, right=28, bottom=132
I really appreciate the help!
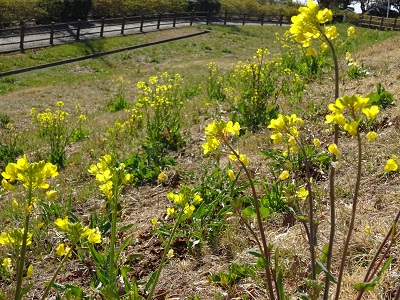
left=358, top=14, right=400, bottom=30
left=0, top=11, right=289, bottom=53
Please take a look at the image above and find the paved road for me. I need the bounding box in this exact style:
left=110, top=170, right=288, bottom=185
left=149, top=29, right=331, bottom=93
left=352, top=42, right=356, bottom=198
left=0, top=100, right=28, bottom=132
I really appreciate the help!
left=0, top=15, right=287, bottom=53
left=0, top=18, right=206, bottom=53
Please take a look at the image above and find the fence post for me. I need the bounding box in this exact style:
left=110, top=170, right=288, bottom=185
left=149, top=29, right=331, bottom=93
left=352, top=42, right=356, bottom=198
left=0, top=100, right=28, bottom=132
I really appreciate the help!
left=224, top=11, right=228, bottom=25
left=358, top=14, right=363, bottom=26
left=121, top=16, right=126, bottom=35
left=173, top=12, right=177, bottom=27
left=379, top=16, right=384, bottom=30
left=393, top=17, right=397, bottom=30
left=76, top=19, right=81, bottom=41
left=190, top=10, right=195, bottom=26
left=368, top=15, right=372, bottom=28
left=100, top=17, right=105, bottom=37
left=50, top=21, right=55, bottom=45
left=242, top=13, right=246, bottom=25
left=206, top=10, right=211, bottom=25
left=279, top=14, right=284, bottom=26
left=140, top=15, right=145, bottom=32
left=261, top=13, right=265, bottom=26
left=19, top=21, right=25, bottom=51
left=157, top=13, right=162, bottom=29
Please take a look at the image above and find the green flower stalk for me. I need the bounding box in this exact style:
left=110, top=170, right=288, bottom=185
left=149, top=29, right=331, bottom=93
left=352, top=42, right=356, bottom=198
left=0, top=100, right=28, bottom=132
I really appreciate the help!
left=88, top=154, right=133, bottom=295
left=202, top=120, right=276, bottom=300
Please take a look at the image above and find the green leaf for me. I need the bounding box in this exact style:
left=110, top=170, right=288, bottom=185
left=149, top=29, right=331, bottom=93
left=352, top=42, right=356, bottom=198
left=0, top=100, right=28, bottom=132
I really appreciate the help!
left=242, top=206, right=255, bottom=217
left=116, top=237, right=131, bottom=260
left=355, top=256, right=394, bottom=292
left=145, top=270, right=158, bottom=291
left=320, top=244, right=329, bottom=264
left=20, top=282, right=34, bottom=297
left=315, top=259, right=337, bottom=283
left=120, top=265, right=132, bottom=293
left=259, top=206, right=270, bottom=219
left=246, top=250, right=268, bottom=267
left=119, top=224, right=134, bottom=232
left=277, top=270, right=284, bottom=299
left=298, top=215, right=309, bottom=222
left=89, top=244, right=104, bottom=265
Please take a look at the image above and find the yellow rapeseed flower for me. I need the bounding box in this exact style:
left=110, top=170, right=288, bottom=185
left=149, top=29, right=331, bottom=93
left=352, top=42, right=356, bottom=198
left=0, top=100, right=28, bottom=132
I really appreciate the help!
left=343, top=121, right=359, bottom=136
left=45, top=190, right=57, bottom=200
left=306, top=47, right=318, bottom=57
left=184, top=204, right=195, bottom=218
left=279, top=170, right=290, bottom=180
left=347, top=26, right=355, bottom=37
left=328, top=143, right=341, bottom=156
left=366, top=131, right=377, bottom=142
left=325, top=26, right=338, bottom=40
left=384, top=156, right=398, bottom=172
left=362, top=106, right=379, bottom=120
left=227, top=169, right=235, bottom=181
left=2, top=258, right=12, bottom=270
left=193, top=194, right=203, bottom=205
left=54, top=216, right=69, bottom=231
left=313, top=139, right=321, bottom=147
left=297, top=187, right=309, bottom=200
left=27, top=264, right=33, bottom=278
left=158, top=171, right=167, bottom=182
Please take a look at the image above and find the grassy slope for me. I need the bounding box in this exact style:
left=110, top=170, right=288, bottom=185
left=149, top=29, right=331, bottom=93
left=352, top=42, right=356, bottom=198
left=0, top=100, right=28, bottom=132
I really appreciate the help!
left=0, top=24, right=399, bottom=299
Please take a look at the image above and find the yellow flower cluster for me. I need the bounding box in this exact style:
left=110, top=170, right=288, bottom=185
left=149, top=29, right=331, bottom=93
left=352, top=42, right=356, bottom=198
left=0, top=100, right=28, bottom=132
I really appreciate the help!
left=88, top=154, right=134, bottom=200
left=136, top=73, right=183, bottom=108
left=1, top=155, right=58, bottom=191
left=202, top=120, right=240, bottom=154
left=167, top=189, right=203, bottom=218
left=106, top=108, right=143, bottom=142
left=268, top=114, right=303, bottom=152
left=0, top=228, right=32, bottom=246
left=290, top=0, right=334, bottom=48
left=54, top=216, right=102, bottom=246
left=325, top=94, right=379, bottom=139
left=288, top=0, right=354, bottom=57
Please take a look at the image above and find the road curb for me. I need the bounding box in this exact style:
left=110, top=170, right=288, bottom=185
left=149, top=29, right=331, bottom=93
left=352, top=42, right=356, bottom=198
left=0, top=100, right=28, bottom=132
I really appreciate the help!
left=0, top=30, right=210, bottom=78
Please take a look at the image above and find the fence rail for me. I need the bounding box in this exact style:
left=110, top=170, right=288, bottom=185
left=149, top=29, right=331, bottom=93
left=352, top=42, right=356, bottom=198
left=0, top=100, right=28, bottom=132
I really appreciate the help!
left=0, top=11, right=289, bottom=53
left=358, top=14, right=400, bottom=30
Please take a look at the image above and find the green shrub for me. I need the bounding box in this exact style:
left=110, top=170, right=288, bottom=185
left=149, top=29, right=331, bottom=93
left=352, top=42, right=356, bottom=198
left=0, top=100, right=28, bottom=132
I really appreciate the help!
left=0, top=0, right=40, bottom=25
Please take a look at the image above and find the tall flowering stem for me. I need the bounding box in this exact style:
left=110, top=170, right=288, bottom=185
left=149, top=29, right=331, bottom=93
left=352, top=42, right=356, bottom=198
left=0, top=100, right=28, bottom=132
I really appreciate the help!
left=320, top=26, right=340, bottom=300
left=41, top=246, right=73, bottom=300
left=88, top=154, right=133, bottom=295
left=202, top=120, right=276, bottom=299
left=15, top=196, right=31, bottom=300
left=1, top=155, right=58, bottom=300
left=147, top=207, right=185, bottom=300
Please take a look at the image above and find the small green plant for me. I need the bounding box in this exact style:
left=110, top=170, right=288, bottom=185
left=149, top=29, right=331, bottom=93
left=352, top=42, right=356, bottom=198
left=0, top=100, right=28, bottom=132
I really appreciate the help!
left=136, top=72, right=184, bottom=151
left=31, top=101, right=87, bottom=168
left=345, top=52, right=368, bottom=79
left=0, top=114, right=10, bottom=128
left=368, top=82, right=394, bottom=109
left=124, top=145, right=176, bottom=184
left=209, top=263, right=256, bottom=287
left=206, top=61, right=226, bottom=102
left=107, top=77, right=129, bottom=112
left=0, top=123, right=23, bottom=178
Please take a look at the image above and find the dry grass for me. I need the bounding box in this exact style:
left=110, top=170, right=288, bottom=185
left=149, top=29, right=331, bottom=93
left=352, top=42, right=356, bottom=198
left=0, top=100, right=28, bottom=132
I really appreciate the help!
left=0, top=25, right=399, bottom=299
